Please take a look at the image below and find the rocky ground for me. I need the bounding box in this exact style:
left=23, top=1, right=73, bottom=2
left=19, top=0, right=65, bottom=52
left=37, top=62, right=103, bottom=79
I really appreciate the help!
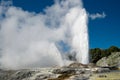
left=0, top=52, right=120, bottom=80
left=0, top=62, right=120, bottom=80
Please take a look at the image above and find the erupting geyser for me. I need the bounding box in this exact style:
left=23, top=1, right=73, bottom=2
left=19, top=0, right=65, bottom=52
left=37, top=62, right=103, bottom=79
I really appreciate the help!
left=0, top=0, right=89, bottom=69
left=71, top=9, right=89, bottom=64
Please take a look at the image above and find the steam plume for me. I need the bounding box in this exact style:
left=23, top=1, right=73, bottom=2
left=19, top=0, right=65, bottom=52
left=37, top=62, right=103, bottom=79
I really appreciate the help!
left=0, top=0, right=89, bottom=69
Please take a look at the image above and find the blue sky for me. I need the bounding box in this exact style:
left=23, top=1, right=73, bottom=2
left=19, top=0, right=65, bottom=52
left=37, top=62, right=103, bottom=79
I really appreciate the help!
left=4, top=0, right=120, bottom=49
left=83, top=0, right=120, bottom=48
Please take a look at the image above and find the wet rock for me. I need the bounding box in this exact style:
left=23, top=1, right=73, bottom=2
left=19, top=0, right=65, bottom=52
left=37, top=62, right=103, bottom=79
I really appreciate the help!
left=10, top=70, right=35, bottom=80
left=69, top=62, right=88, bottom=68
left=35, top=74, right=51, bottom=80
left=52, top=68, right=76, bottom=74
left=91, top=67, right=110, bottom=73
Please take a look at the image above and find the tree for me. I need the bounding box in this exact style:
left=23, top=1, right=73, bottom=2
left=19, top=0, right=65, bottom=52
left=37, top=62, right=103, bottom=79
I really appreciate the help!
left=108, top=46, right=120, bottom=52
left=90, top=48, right=102, bottom=63
left=89, top=46, right=120, bottom=63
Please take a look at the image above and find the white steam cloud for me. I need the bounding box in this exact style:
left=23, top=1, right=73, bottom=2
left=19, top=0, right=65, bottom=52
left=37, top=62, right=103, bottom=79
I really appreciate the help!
left=0, top=0, right=89, bottom=69
left=89, top=12, right=106, bottom=20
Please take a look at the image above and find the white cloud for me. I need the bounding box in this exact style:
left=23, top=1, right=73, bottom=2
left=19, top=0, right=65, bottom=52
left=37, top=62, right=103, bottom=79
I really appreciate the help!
left=89, top=12, right=106, bottom=20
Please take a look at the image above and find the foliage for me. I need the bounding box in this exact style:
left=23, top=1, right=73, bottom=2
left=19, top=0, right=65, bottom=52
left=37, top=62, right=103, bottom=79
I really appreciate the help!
left=90, top=46, right=120, bottom=63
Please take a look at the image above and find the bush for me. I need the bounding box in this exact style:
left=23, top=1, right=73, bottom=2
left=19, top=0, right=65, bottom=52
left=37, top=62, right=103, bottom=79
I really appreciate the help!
left=90, top=46, right=120, bottom=63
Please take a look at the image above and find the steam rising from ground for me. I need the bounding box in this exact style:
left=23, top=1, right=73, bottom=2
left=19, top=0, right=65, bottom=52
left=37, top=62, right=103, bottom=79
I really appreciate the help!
left=0, top=0, right=89, bottom=69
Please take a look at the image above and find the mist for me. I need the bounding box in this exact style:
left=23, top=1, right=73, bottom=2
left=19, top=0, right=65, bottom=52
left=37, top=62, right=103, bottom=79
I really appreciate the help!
left=0, top=0, right=89, bottom=69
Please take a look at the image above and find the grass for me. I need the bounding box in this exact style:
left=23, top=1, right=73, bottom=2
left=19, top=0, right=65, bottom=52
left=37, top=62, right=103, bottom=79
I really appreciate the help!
left=90, top=71, right=120, bottom=80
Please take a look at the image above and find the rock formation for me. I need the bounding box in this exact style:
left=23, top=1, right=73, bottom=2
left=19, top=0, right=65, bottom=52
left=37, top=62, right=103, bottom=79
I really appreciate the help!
left=0, top=62, right=112, bottom=80
left=96, top=52, right=120, bottom=68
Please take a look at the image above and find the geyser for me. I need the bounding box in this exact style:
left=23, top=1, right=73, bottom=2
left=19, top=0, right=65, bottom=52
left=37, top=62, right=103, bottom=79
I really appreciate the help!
left=0, top=0, right=89, bottom=69
left=70, top=9, right=89, bottom=64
